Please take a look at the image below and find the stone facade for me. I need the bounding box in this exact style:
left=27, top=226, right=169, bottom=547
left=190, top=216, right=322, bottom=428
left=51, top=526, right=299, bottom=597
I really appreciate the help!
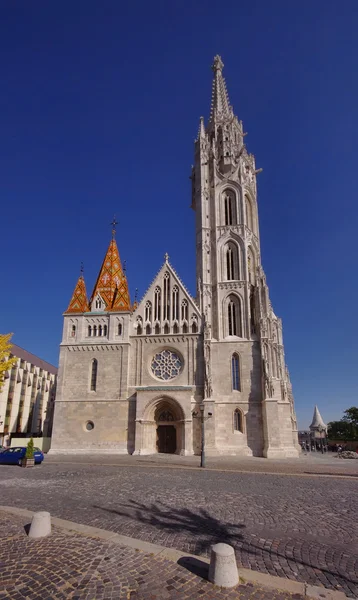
left=50, top=56, right=300, bottom=458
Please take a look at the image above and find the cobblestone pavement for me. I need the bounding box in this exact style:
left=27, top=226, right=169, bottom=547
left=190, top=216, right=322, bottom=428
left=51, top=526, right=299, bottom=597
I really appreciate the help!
left=0, top=511, right=304, bottom=600
left=0, top=461, right=357, bottom=597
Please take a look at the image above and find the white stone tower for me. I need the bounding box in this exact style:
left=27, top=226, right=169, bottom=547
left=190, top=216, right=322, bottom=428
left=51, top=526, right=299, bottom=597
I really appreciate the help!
left=191, top=56, right=299, bottom=457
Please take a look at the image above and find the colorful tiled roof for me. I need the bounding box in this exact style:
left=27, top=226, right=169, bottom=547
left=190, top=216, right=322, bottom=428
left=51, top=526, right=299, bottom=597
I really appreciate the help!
left=65, top=275, right=89, bottom=314
left=90, top=239, right=131, bottom=311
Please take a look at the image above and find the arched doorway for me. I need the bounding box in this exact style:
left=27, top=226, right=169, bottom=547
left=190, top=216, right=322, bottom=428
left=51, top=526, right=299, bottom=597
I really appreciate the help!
left=141, top=397, right=185, bottom=455
left=155, top=406, right=176, bottom=453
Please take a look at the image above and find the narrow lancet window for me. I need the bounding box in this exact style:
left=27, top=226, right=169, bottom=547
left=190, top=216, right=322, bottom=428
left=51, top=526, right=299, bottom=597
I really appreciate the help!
left=90, top=359, right=98, bottom=391
left=232, top=354, right=241, bottom=391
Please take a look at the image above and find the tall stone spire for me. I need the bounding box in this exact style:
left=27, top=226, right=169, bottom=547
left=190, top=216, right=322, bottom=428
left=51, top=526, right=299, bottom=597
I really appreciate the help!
left=309, top=405, right=327, bottom=431
left=90, top=229, right=131, bottom=312
left=209, top=55, right=233, bottom=123
left=65, top=270, right=89, bottom=313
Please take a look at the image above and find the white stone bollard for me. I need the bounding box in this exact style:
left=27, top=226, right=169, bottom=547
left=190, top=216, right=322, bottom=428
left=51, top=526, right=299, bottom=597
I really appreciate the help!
left=208, top=543, right=239, bottom=588
left=28, top=511, right=51, bottom=539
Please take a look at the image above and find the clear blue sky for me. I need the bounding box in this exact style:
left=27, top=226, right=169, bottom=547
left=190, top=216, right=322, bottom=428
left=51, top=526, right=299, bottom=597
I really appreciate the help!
left=1, top=1, right=357, bottom=429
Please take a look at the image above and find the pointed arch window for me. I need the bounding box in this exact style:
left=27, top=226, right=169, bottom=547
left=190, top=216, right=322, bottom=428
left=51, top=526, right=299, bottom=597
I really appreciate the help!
left=88, top=325, right=92, bottom=337
left=154, top=323, right=160, bottom=335
left=234, top=409, right=243, bottom=432
left=181, top=299, right=188, bottom=322
left=223, top=190, right=237, bottom=226
left=172, top=285, right=179, bottom=321
left=145, top=301, right=152, bottom=322
left=154, top=287, right=161, bottom=321
left=232, top=354, right=241, bottom=391
left=93, top=325, right=97, bottom=337
left=225, top=243, right=239, bottom=280
left=146, top=324, right=151, bottom=335
left=90, top=359, right=98, bottom=391
left=164, top=323, right=170, bottom=334
left=71, top=325, right=76, bottom=338
left=163, top=273, right=170, bottom=321
left=98, top=325, right=102, bottom=337
left=227, top=295, right=242, bottom=337
left=173, top=322, right=179, bottom=334
left=103, top=325, right=107, bottom=337
left=118, top=323, right=122, bottom=336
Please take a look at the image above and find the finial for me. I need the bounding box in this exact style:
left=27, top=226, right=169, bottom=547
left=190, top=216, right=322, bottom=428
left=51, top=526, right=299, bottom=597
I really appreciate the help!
left=134, top=288, right=138, bottom=303
left=164, top=252, right=169, bottom=263
left=111, top=215, right=118, bottom=239
left=212, top=55, right=224, bottom=72
left=80, top=261, right=84, bottom=275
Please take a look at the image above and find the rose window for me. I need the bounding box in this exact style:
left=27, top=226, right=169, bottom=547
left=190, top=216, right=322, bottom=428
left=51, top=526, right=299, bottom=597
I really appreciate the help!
left=151, top=350, right=182, bottom=381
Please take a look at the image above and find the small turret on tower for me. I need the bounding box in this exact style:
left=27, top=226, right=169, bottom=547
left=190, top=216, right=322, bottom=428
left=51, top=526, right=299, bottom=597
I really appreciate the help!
left=65, top=265, right=89, bottom=313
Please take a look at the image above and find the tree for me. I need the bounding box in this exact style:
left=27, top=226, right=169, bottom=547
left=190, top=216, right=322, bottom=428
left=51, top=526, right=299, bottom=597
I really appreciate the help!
left=0, top=333, right=18, bottom=392
left=328, top=406, right=358, bottom=441
left=342, top=407, right=358, bottom=427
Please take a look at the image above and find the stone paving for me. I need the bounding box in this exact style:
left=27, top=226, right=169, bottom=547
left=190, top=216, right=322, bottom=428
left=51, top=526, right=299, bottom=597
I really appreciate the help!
left=0, top=457, right=357, bottom=597
left=0, top=510, right=304, bottom=600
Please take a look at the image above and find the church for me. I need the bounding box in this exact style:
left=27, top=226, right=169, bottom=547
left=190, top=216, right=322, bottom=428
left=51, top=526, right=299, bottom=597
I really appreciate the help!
left=50, top=56, right=300, bottom=458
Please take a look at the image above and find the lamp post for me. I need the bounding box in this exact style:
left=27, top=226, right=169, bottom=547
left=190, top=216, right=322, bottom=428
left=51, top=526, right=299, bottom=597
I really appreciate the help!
left=193, top=404, right=212, bottom=468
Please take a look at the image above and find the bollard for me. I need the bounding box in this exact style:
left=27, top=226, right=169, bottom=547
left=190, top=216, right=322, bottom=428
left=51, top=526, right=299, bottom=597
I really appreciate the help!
left=28, top=511, right=51, bottom=539
left=208, top=543, right=239, bottom=588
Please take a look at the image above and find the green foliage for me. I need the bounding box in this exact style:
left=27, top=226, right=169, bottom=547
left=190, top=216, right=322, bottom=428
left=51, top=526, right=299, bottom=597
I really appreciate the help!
left=0, top=333, right=18, bottom=391
left=342, top=407, right=358, bottom=427
left=328, top=407, right=358, bottom=441
left=25, top=437, right=34, bottom=459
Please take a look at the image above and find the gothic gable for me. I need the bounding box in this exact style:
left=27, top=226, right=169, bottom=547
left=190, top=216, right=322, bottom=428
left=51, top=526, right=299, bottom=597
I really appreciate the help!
left=132, top=258, right=201, bottom=336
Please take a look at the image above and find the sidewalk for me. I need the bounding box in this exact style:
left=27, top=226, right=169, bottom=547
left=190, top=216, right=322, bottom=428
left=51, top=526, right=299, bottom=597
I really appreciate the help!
left=0, top=507, right=348, bottom=600
left=44, top=452, right=358, bottom=479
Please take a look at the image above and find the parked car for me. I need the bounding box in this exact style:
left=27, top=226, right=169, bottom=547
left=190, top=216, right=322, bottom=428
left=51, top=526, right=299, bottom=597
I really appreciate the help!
left=0, top=446, right=44, bottom=465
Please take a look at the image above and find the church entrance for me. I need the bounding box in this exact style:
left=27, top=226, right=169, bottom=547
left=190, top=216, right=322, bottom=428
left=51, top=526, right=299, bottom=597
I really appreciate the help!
left=157, top=425, right=176, bottom=454
left=138, top=397, right=186, bottom=455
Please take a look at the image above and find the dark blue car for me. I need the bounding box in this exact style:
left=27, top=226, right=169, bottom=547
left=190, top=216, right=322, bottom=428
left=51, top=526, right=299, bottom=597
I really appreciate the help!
left=0, top=446, right=44, bottom=465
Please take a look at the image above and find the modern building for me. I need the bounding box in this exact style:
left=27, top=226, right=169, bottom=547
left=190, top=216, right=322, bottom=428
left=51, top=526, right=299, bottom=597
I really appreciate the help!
left=50, top=56, right=300, bottom=458
left=0, top=344, right=57, bottom=446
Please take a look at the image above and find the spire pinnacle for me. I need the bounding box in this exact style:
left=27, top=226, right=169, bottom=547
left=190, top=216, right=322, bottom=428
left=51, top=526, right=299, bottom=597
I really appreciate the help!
left=309, top=405, right=327, bottom=431
left=111, top=215, right=118, bottom=239
left=90, top=236, right=131, bottom=312
left=209, top=55, right=233, bottom=122
left=65, top=272, right=89, bottom=313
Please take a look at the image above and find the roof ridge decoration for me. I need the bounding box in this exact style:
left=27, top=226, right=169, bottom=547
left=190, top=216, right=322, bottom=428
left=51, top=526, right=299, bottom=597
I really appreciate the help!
left=90, top=238, right=131, bottom=312
left=65, top=274, right=89, bottom=313
left=209, top=55, right=233, bottom=123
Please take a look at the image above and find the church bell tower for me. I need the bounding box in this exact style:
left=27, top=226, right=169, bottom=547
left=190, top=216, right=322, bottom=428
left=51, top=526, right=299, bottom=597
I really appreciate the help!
left=191, top=56, right=300, bottom=458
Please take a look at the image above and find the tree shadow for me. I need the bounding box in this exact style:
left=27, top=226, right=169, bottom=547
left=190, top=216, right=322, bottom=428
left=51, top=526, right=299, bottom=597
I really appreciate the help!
left=93, top=499, right=245, bottom=554
left=93, top=499, right=358, bottom=594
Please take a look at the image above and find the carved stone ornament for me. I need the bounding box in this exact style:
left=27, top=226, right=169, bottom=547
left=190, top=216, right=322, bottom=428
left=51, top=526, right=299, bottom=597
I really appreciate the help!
left=219, top=282, right=244, bottom=290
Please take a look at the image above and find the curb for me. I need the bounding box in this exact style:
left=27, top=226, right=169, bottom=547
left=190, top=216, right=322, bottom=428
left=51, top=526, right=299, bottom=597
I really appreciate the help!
left=44, top=457, right=358, bottom=480
left=0, top=505, right=349, bottom=600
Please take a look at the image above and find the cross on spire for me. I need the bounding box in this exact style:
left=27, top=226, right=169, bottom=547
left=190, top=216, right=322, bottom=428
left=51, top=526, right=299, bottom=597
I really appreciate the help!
left=111, top=216, right=118, bottom=239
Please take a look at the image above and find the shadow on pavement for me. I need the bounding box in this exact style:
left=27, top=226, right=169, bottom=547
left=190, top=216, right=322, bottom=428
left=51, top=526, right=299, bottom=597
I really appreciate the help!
left=177, top=556, right=209, bottom=580
left=93, top=499, right=245, bottom=554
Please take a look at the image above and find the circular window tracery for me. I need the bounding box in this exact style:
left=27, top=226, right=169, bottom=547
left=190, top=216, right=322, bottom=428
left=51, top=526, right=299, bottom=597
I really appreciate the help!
left=151, top=350, right=182, bottom=381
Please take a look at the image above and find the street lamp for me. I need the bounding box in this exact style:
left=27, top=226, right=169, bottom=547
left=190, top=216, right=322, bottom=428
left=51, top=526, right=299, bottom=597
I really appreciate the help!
left=192, top=405, right=212, bottom=468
